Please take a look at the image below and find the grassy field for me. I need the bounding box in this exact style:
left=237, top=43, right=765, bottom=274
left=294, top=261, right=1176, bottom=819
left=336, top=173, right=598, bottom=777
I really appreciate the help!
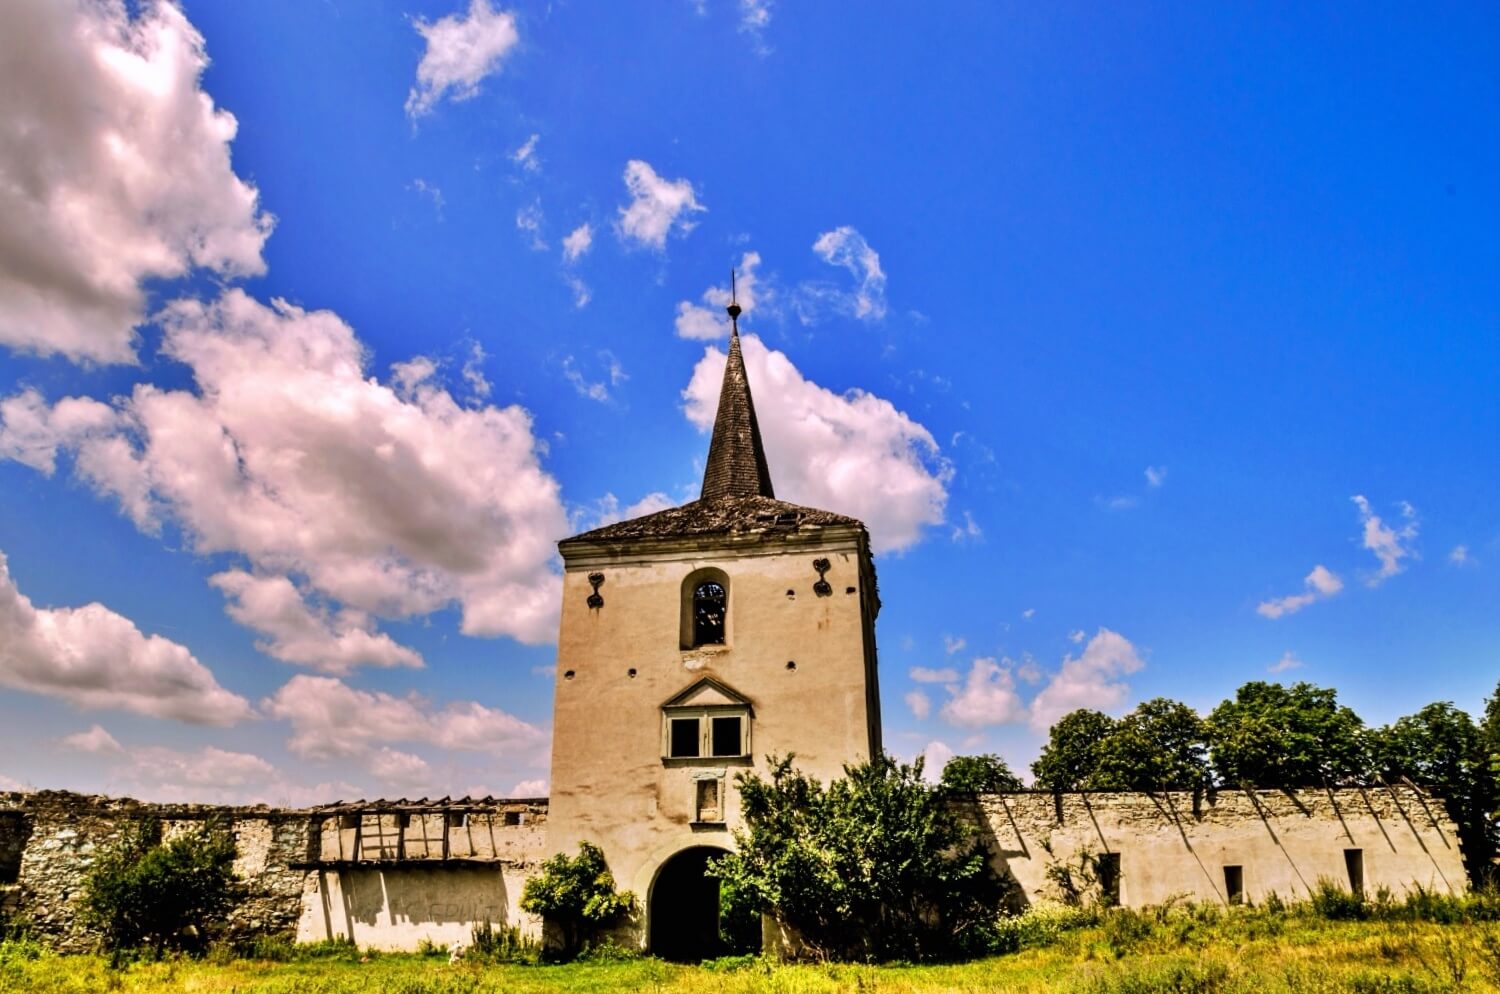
left=4, top=903, right=1500, bottom=994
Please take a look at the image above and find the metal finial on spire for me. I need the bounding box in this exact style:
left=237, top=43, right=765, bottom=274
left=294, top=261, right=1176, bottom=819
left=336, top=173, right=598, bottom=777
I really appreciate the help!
left=726, top=269, right=742, bottom=327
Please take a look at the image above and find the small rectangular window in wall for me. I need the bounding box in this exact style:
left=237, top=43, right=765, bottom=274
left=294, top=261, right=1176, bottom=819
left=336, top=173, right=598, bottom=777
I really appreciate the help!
left=1223, top=865, right=1244, bottom=905
left=695, top=778, right=722, bottom=823
left=503, top=811, right=522, bottom=827
left=0, top=813, right=25, bottom=885
left=1344, top=848, right=1364, bottom=895
left=670, top=718, right=702, bottom=758
left=1097, top=852, right=1121, bottom=907
left=710, top=716, right=743, bottom=757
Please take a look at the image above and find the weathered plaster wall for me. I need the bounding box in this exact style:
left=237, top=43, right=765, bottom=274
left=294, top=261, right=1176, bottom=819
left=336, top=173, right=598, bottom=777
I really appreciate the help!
left=973, top=786, right=1467, bottom=908
left=549, top=528, right=881, bottom=949
left=296, top=865, right=541, bottom=950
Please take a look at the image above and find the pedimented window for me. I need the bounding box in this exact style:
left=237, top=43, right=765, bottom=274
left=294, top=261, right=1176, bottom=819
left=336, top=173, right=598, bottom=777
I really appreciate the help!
left=662, top=677, right=752, bottom=763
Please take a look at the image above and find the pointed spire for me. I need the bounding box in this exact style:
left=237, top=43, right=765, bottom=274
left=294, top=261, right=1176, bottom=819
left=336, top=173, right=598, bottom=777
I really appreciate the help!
left=700, top=272, right=775, bottom=501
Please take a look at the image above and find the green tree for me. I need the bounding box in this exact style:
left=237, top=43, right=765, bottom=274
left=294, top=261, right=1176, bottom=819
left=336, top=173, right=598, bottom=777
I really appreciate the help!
left=79, top=817, right=238, bottom=955
left=1032, top=709, right=1116, bottom=790
left=1372, top=702, right=1499, bottom=885
left=1482, top=677, right=1500, bottom=776
left=1092, top=698, right=1210, bottom=791
left=709, top=754, right=1009, bottom=962
left=940, top=753, right=1024, bottom=794
left=519, top=841, right=635, bottom=958
left=1207, top=681, right=1369, bottom=787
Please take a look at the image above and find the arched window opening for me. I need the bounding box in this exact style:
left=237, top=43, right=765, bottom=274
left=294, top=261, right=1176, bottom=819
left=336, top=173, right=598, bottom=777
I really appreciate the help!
left=693, top=582, right=726, bottom=646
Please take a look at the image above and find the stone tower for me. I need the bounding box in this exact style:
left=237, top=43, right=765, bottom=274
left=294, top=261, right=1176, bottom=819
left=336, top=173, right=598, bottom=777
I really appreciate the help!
left=548, top=304, right=882, bottom=958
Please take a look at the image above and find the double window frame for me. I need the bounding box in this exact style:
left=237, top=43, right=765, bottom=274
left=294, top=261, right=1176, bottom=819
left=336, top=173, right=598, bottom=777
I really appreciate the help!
left=663, top=706, right=750, bottom=761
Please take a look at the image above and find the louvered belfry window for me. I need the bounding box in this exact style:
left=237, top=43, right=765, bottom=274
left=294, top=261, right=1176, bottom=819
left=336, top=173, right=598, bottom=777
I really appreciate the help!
left=693, top=581, right=726, bottom=646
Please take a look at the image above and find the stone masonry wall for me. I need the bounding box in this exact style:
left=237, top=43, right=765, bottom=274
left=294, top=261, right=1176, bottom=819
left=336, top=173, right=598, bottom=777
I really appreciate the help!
left=0, top=791, right=549, bottom=952
left=2, top=791, right=316, bottom=952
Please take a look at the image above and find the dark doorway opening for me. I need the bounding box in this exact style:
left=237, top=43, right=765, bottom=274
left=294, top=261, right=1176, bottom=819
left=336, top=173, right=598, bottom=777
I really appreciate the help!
left=1223, top=865, right=1244, bottom=905
left=1097, top=852, right=1121, bottom=906
left=649, top=846, right=751, bottom=962
left=1344, top=848, right=1364, bottom=895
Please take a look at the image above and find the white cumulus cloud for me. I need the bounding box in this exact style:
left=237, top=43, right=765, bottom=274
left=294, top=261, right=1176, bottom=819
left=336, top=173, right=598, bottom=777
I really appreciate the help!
left=904, top=689, right=931, bottom=720
left=0, top=550, right=250, bottom=724
left=1027, top=628, right=1144, bottom=732
left=1257, top=564, right=1343, bottom=619
left=919, top=740, right=954, bottom=783
left=617, top=160, right=705, bottom=250
left=263, top=675, right=548, bottom=772
left=59, top=724, right=123, bottom=755
left=684, top=335, right=949, bottom=552
left=406, top=0, right=520, bottom=118
left=0, top=0, right=272, bottom=364
left=210, top=570, right=424, bottom=675
left=0, top=290, right=570, bottom=646
left=940, top=657, right=1026, bottom=728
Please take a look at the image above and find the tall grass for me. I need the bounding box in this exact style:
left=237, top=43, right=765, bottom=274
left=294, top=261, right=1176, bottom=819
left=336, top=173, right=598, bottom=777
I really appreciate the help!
left=3, top=888, right=1500, bottom=993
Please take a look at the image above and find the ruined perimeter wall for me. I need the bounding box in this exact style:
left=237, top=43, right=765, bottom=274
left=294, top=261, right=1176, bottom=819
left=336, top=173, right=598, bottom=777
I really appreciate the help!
left=0, top=791, right=548, bottom=953
left=973, top=785, right=1467, bottom=908
left=0, top=785, right=1469, bottom=952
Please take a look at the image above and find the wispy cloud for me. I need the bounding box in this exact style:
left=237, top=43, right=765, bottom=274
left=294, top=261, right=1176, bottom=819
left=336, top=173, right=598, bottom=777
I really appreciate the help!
left=795, top=226, right=887, bottom=324
left=1352, top=495, right=1418, bottom=585
left=1257, top=564, right=1343, bottom=619
left=562, top=223, right=593, bottom=263
left=1268, top=651, right=1303, bottom=674
left=511, top=133, right=540, bottom=172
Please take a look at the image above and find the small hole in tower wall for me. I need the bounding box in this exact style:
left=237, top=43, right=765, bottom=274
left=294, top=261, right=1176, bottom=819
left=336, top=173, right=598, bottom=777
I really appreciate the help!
left=627, top=668, right=637, bottom=678
left=845, top=586, right=856, bottom=594
left=564, top=670, right=575, bottom=680
left=785, top=589, right=795, bottom=598
left=786, top=661, right=796, bottom=671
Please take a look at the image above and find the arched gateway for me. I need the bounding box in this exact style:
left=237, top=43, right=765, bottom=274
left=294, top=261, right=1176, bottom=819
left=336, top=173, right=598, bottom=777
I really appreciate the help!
left=648, top=846, right=731, bottom=961
left=545, top=286, right=883, bottom=952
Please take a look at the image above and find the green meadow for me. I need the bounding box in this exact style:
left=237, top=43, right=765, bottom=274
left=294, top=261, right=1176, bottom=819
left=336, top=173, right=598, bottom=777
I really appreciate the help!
left=5, top=901, right=1500, bottom=994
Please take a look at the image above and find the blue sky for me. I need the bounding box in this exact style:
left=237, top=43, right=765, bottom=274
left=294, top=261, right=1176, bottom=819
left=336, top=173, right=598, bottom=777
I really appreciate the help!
left=0, top=0, right=1495, bottom=803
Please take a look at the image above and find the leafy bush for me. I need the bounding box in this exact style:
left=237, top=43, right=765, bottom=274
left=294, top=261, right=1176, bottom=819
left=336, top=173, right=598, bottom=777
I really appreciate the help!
left=519, top=842, right=634, bottom=959
left=1100, top=907, right=1155, bottom=957
left=467, top=920, right=539, bottom=964
left=709, top=754, right=1012, bottom=962
left=716, top=876, right=762, bottom=955
left=1309, top=878, right=1368, bottom=921
left=78, top=816, right=238, bottom=955
left=989, top=901, right=1093, bottom=954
